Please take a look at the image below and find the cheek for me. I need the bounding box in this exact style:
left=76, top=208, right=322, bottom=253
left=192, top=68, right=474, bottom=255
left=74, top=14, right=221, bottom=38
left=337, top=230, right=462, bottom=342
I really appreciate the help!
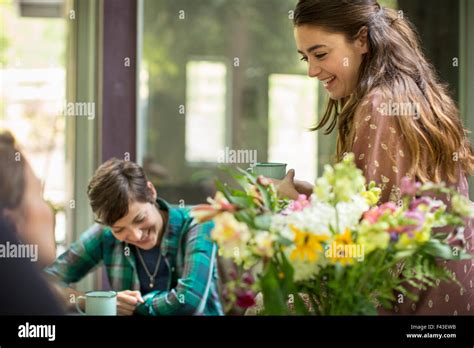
left=33, top=201, right=54, bottom=230
left=342, top=54, right=363, bottom=83
left=137, top=216, right=157, bottom=232
left=19, top=200, right=54, bottom=241
left=112, top=232, right=127, bottom=242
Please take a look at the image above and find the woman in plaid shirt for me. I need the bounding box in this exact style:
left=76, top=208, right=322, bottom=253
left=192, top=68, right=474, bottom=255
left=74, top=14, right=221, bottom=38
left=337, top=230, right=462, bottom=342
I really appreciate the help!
left=45, top=159, right=223, bottom=315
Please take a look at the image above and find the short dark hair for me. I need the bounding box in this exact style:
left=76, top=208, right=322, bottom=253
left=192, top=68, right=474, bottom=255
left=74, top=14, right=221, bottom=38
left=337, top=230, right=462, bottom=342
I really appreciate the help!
left=87, top=158, right=154, bottom=226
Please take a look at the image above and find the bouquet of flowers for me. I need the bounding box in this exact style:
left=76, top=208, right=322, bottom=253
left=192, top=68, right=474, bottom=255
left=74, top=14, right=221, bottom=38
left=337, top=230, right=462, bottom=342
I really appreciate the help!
left=191, top=154, right=474, bottom=315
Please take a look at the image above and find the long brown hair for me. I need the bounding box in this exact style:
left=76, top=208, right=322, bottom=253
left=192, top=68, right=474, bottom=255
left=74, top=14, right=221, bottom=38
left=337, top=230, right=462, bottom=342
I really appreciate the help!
left=0, top=131, right=26, bottom=213
left=294, top=0, right=474, bottom=183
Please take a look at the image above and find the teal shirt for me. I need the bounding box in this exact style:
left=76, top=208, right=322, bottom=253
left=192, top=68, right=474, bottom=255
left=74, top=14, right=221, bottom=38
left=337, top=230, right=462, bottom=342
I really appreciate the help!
left=44, top=198, right=223, bottom=316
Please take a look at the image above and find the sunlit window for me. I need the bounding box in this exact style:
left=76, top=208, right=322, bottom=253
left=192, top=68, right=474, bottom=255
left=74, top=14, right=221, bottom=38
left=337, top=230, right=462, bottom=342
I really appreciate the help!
left=185, top=60, right=227, bottom=163
left=268, top=74, right=318, bottom=183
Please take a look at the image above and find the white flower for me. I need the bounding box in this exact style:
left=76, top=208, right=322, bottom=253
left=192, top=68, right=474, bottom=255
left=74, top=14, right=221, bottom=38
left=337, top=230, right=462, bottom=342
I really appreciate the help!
left=452, top=195, right=474, bottom=217
left=284, top=249, right=328, bottom=282
left=253, top=231, right=275, bottom=258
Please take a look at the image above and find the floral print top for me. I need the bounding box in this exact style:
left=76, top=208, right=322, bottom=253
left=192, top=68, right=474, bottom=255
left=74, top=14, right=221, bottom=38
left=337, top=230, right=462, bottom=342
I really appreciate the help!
left=350, top=91, right=474, bottom=315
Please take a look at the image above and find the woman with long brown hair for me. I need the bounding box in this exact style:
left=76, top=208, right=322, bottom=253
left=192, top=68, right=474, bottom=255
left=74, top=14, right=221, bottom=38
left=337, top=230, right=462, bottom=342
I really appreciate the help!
left=276, top=0, right=474, bottom=314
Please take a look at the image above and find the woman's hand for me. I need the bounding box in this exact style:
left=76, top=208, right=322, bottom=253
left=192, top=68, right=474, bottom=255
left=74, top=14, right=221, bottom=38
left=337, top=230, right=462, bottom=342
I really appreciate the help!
left=294, top=179, right=314, bottom=197
left=273, top=170, right=299, bottom=200
left=117, top=290, right=144, bottom=315
left=273, top=170, right=314, bottom=200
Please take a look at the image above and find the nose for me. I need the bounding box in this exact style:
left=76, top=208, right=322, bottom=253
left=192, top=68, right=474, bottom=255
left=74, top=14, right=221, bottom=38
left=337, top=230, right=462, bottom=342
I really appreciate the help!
left=129, top=227, right=143, bottom=242
left=308, top=60, right=322, bottom=78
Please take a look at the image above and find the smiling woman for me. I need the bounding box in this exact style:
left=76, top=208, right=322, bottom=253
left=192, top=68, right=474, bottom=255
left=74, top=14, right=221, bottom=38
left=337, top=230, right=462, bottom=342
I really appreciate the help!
left=44, top=158, right=224, bottom=316
left=295, top=25, right=367, bottom=100
left=274, top=0, right=474, bottom=315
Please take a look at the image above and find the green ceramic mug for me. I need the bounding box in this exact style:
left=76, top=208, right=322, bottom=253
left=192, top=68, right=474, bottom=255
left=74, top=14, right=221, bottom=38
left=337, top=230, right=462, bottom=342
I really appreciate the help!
left=248, top=162, right=287, bottom=180
left=76, top=291, right=117, bottom=315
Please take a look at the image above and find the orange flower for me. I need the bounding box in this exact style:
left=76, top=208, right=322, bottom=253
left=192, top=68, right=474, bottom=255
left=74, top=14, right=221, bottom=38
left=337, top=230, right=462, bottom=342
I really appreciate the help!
left=190, top=192, right=235, bottom=223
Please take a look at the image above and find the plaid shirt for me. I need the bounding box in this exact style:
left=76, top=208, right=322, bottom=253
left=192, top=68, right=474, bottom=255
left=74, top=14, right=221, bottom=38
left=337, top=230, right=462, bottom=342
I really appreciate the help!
left=44, top=198, right=223, bottom=316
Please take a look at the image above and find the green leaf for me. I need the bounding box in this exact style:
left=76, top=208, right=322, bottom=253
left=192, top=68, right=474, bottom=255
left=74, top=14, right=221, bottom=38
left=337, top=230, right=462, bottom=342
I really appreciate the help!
left=260, top=261, right=290, bottom=315
left=279, top=251, right=309, bottom=315
left=254, top=214, right=272, bottom=230
left=421, top=239, right=471, bottom=260
left=393, top=249, right=416, bottom=260
left=431, top=233, right=449, bottom=241
left=236, top=167, right=258, bottom=185
left=234, top=210, right=255, bottom=226
left=215, top=180, right=233, bottom=201
left=237, top=167, right=275, bottom=211
left=230, top=195, right=256, bottom=208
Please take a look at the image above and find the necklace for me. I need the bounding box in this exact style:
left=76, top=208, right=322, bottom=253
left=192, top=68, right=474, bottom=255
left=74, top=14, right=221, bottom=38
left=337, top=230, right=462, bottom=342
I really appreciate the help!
left=136, top=247, right=162, bottom=289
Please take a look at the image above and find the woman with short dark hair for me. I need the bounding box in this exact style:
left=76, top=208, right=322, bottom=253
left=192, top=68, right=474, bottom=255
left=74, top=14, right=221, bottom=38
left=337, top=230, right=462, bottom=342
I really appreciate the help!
left=45, top=158, right=223, bottom=316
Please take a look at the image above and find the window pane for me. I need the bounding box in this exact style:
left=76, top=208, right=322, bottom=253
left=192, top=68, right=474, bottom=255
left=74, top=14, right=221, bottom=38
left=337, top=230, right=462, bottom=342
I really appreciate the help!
left=268, top=74, right=318, bottom=183
left=140, top=0, right=313, bottom=204
left=185, top=60, right=227, bottom=163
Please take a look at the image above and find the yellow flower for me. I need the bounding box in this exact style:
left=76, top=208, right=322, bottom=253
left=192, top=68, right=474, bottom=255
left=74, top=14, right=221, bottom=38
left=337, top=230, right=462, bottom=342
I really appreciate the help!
left=326, top=228, right=357, bottom=266
left=396, top=228, right=430, bottom=249
left=361, top=188, right=381, bottom=206
left=289, top=225, right=328, bottom=263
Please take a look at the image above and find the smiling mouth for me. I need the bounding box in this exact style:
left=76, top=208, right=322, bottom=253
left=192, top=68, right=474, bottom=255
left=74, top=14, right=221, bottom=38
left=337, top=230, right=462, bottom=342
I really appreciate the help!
left=322, top=76, right=336, bottom=88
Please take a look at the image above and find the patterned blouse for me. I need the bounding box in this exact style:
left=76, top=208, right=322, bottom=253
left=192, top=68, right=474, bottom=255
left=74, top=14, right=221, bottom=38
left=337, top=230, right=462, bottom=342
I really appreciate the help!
left=350, top=91, right=474, bottom=315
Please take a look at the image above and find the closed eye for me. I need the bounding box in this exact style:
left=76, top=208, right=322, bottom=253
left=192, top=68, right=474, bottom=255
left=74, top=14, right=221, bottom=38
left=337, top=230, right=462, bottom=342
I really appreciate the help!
left=315, top=53, right=327, bottom=60
left=300, top=56, right=308, bottom=62
left=134, top=215, right=146, bottom=224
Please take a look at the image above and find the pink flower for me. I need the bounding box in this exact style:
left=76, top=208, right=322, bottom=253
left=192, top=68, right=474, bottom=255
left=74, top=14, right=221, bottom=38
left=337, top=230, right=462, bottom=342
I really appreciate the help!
left=409, top=197, right=431, bottom=211
left=380, top=202, right=397, bottom=212
left=289, top=194, right=311, bottom=212
left=363, top=202, right=397, bottom=224
left=399, top=211, right=425, bottom=235
left=242, top=272, right=255, bottom=285
left=235, top=289, right=256, bottom=308
left=190, top=192, right=236, bottom=223
left=190, top=205, right=220, bottom=223
left=400, top=176, right=421, bottom=197
left=257, top=175, right=273, bottom=187
left=363, top=208, right=383, bottom=224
